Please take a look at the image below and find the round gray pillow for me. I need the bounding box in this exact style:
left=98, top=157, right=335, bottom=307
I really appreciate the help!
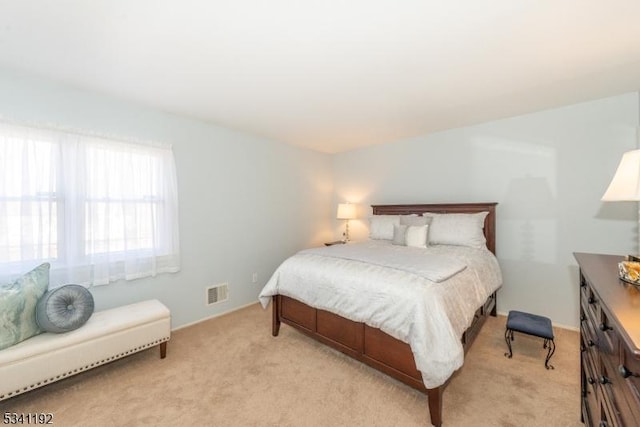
left=35, top=285, right=95, bottom=333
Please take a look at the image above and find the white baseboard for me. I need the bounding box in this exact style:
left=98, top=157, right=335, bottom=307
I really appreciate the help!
left=172, top=301, right=259, bottom=331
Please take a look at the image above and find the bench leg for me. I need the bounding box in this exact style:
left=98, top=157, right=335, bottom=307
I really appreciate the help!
left=160, top=341, right=167, bottom=359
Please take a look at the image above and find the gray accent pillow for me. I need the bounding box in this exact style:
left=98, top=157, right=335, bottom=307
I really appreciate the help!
left=392, top=224, right=408, bottom=245
left=392, top=224, right=429, bottom=247
left=0, top=263, right=50, bottom=350
left=36, top=284, right=95, bottom=333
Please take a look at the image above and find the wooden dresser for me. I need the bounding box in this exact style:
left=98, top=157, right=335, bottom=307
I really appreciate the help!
left=574, top=253, right=640, bottom=426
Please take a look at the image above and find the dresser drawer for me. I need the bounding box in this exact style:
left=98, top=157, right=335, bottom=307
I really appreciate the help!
left=620, top=346, right=640, bottom=421
left=581, top=284, right=601, bottom=327
left=600, top=357, right=631, bottom=427
left=600, top=398, right=622, bottom=427
left=582, top=354, right=599, bottom=426
left=582, top=314, right=600, bottom=370
left=597, top=309, right=620, bottom=359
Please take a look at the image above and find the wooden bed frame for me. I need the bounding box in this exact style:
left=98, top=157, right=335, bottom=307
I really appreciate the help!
left=271, top=203, right=498, bottom=427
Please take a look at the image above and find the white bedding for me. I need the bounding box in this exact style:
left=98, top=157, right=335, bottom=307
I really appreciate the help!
left=258, top=240, right=502, bottom=388
left=298, top=243, right=467, bottom=282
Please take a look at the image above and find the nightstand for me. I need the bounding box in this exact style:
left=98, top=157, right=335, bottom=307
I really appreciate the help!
left=324, top=240, right=346, bottom=246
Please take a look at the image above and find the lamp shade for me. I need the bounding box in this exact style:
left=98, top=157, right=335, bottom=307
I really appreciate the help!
left=602, top=150, right=640, bottom=201
left=336, top=203, right=357, bottom=219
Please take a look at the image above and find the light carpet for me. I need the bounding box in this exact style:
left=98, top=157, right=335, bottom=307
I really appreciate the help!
left=1, top=303, right=580, bottom=426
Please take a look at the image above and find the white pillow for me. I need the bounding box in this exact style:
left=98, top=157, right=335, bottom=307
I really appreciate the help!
left=405, top=225, right=428, bottom=248
left=427, top=212, right=488, bottom=248
left=369, top=215, right=400, bottom=240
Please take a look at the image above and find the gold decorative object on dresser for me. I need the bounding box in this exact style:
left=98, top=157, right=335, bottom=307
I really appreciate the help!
left=574, top=253, right=640, bottom=427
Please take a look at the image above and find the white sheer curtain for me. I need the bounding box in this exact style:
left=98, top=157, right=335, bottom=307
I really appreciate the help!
left=0, top=122, right=180, bottom=286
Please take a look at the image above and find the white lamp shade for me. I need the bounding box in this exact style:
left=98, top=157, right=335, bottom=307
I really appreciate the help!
left=602, top=150, right=640, bottom=201
left=336, top=203, right=357, bottom=219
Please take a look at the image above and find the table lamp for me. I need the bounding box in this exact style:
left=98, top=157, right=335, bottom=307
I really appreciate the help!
left=602, top=149, right=640, bottom=284
left=601, top=149, right=640, bottom=202
left=336, top=203, right=357, bottom=242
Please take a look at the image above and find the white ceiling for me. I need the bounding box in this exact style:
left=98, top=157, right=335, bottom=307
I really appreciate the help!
left=1, top=1, right=640, bottom=153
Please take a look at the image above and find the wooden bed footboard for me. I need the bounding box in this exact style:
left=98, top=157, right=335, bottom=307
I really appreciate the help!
left=272, top=291, right=497, bottom=427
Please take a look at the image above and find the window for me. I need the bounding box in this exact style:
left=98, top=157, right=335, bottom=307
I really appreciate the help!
left=0, top=122, right=180, bottom=286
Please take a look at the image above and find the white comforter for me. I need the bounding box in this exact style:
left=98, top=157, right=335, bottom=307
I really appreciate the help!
left=258, top=240, right=502, bottom=388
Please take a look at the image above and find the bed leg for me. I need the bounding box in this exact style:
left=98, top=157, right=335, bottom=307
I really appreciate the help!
left=427, top=387, right=443, bottom=427
left=272, top=296, right=281, bottom=337
left=159, top=341, right=167, bottom=359
left=491, top=292, right=498, bottom=317
left=490, top=292, right=497, bottom=317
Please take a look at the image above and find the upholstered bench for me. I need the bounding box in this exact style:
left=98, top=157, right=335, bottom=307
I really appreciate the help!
left=0, top=299, right=171, bottom=401
left=504, top=310, right=555, bottom=369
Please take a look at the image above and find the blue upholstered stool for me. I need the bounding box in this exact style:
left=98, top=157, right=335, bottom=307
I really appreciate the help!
left=504, top=310, right=555, bottom=369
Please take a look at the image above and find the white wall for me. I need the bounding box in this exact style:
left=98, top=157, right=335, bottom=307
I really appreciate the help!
left=0, top=68, right=334, bottom=328
left=332, top=93, right=640, bottom=328
left=2, top=65, right=637, bottom=330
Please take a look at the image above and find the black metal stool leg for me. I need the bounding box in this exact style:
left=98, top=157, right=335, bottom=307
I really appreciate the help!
left=544, top=338, right=555, bottom=370
left=504, top=328, right=514, bottom=359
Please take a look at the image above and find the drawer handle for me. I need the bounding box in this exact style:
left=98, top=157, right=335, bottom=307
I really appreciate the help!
left=580, top=314, right=586, bottom=322
left=599, top=376, right=611, bottom=385
left=588, top=296, right=597, bottom=304
left=619, top=364, right=638, bottom=378
left=588, top=340, right=596, bottom=347
left=599, top=322, right=612, bottom=332
left=587, top=377, right=596, bottom=385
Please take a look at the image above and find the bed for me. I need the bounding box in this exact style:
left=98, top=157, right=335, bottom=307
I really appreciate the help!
left=259, top=203, right=502, bottom=427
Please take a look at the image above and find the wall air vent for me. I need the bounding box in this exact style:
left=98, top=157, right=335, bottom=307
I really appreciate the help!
left=206, top=283, right=229, bottom=305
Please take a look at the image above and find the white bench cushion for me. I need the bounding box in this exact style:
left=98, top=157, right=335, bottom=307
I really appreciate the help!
left=0, top=299, right=170, bottom=400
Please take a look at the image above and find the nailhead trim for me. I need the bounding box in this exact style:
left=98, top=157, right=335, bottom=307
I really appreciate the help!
left=0, top=337, right=169, bottom=400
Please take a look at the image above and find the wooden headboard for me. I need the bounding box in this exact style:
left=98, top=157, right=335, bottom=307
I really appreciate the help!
left=371, top=202, right=497, bottom=255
